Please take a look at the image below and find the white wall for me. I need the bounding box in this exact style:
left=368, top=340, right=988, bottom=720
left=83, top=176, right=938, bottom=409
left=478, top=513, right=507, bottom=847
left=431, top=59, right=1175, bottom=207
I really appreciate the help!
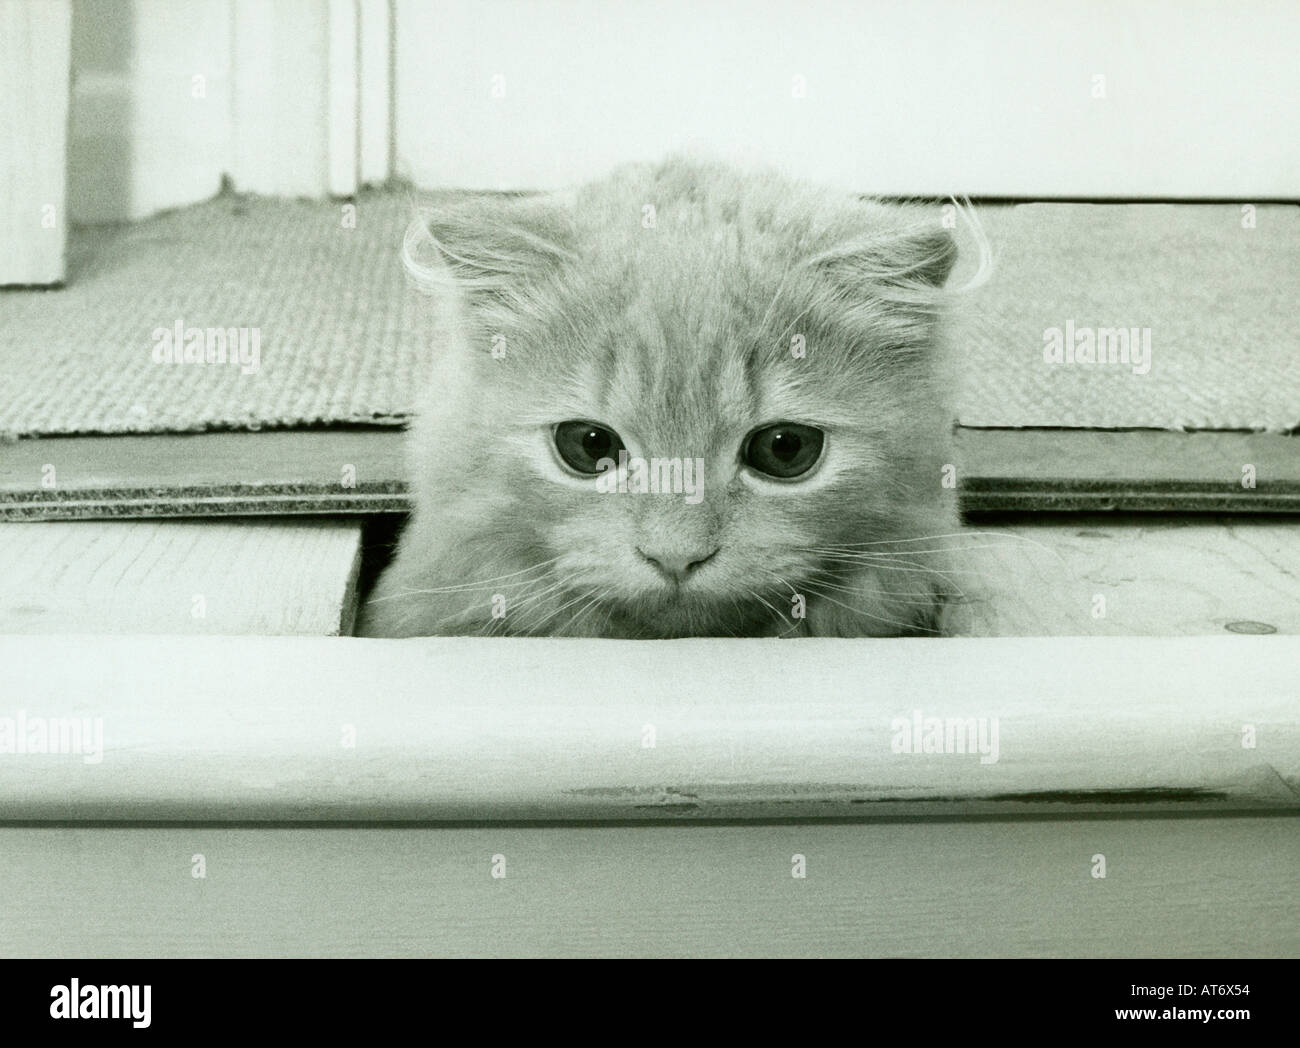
left=66, top=0, right=391, bottom=223
left=394, top=0, right=1300, bottom=197
left=69, top=0, right=230, bottom=224
left=1, top=0, right=71, bottom=284
left=56, top=0, right=1300, bottom=227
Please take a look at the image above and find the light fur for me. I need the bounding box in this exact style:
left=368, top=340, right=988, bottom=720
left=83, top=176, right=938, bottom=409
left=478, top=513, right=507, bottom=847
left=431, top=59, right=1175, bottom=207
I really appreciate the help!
left=361, top=157, right=983, bottom=638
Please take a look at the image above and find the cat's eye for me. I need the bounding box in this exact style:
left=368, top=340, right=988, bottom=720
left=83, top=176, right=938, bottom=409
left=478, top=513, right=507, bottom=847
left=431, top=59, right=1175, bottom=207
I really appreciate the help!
left=742, top=422, right=825, bottom=479
left=553, top=420, right=625, bottom=475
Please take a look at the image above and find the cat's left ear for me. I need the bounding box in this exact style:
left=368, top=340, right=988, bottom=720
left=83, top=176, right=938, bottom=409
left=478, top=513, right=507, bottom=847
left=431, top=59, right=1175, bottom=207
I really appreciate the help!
left=810, top=224, right=958, bottom=292
left=404, top=193, right=577, bottom=293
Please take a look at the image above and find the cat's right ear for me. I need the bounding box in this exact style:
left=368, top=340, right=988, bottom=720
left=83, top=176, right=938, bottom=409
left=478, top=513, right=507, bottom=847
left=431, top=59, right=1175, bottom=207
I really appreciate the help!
left=403, top=195, right=577, bottom=296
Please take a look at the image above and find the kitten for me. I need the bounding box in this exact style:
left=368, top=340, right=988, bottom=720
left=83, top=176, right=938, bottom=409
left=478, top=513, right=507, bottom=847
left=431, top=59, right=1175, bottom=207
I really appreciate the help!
left=360, top=157, right=969, bottom=638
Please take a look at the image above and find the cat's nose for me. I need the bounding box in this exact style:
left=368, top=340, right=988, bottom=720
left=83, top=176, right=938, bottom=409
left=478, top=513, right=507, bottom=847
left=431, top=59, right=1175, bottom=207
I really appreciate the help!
left=636, top=546, right=719, bottom=582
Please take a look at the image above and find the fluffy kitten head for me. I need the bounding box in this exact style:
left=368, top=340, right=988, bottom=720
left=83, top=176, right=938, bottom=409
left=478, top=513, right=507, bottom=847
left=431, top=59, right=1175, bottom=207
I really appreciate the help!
left=374, top=157, right=968, bottom=637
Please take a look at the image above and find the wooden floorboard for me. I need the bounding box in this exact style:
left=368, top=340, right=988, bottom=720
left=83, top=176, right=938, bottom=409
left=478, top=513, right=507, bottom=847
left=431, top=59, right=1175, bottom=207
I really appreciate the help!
left=1, top=516, right=1296, bottom=639
left=1, top=427, right=1297, bottom=519
left=0, top=520, right=363, bottom=635
left=951, top=517, right=1300, bottom=636
left=0, top=818, right=1293, bottom=957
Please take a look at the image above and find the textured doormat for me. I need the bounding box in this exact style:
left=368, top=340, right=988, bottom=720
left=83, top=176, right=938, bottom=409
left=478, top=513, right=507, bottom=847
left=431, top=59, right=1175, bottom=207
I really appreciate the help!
left=963, top=202, right=1300, bottom=432
left=0, top=189, right=432, bottom=438
left=1, top=192, right=1298, bottom=437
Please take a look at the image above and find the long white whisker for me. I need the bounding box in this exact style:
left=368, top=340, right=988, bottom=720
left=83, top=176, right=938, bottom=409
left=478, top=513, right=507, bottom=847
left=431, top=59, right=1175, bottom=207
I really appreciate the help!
left=366, top=557, right=562, bottom=604
left=799, top=581, right=943, bottom=635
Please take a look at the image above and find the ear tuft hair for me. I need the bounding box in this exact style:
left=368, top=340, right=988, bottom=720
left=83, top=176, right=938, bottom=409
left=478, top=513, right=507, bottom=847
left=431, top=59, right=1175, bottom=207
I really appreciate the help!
left=804, top=197, right=992, bottom=309
left=402, top=195, right=576, bottom=297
